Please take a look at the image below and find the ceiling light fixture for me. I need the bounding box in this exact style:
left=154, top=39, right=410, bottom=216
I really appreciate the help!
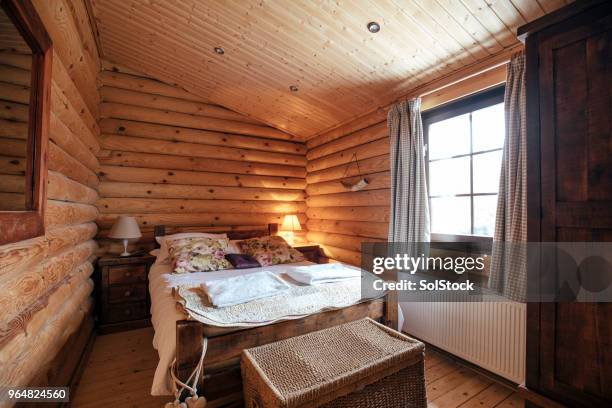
left=367, top=21, right=381, bottom=33
left=214, top=46, right=225, bottom=55
left=289, top=85, right=298, bottom=92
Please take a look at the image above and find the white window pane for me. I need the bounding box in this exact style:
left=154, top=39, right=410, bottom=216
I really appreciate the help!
left=431, top=197, right=471, bottom=235
left=429, top=157, right=470, bottom=196
left=474, top=195, right=498, bottom=236
left=472, top=103, right=505, bottom=152
left=473, top=150, right=503, bottom=194
left=428, top=113, right=470, bottom=160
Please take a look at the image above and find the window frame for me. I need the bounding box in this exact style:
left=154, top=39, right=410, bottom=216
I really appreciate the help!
left=422, top=85, right=505, bottom=243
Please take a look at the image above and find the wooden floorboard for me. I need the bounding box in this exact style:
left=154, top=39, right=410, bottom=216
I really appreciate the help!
left=71, top=327, right=525, bottom=407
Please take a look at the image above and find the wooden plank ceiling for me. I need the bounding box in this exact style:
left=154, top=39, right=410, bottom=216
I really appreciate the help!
left=89, top=0, right=571, bottom=140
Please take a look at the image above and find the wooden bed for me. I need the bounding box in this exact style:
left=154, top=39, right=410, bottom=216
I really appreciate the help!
left=153, top=223, right=397, bottom=405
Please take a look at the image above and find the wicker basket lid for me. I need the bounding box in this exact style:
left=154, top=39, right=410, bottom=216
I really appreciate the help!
left=241, top=318, right=424, bottom=406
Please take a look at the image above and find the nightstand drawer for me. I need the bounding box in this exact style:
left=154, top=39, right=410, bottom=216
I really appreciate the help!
left=108, top=284, right=147, bottom=303
left=108, top=264, right=146, bottom=285
left=104, top=303, right=148, bottom=323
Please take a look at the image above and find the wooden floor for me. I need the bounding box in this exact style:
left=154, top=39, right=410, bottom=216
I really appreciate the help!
left=72, top=327, right=525, bottom=408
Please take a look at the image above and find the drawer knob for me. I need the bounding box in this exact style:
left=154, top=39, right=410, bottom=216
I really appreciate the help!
left=124, top=290, right=132, bottom=297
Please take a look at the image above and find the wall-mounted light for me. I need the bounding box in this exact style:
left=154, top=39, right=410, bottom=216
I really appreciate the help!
left=289, top=85, right=298, bottom=92
left=367, top=21, right=381, bottom=33
left=214, top=46, right=225, bottom=55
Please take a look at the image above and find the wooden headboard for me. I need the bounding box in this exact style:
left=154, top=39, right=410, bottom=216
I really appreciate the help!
left=153, top=223, right=279, bottom=248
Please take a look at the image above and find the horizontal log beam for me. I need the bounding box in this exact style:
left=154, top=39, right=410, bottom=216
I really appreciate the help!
left=96, top=198, right=307, bottom=214
left=45, top=200, right=98, bottom=228
left=306, top=189, right=389, bottom=207
left=307, top=138, right=388, bottom=172
left=306, top=231, right=384, bottom=253
left=100, top=134, right=306, bottom=167
left=100, top=102, right=294, bottom=141
left=306, top=171, right=390, bottom=196
left=98, top=151, right=306, bottom=178
left=96, top=212, right=306, bottom=229
left=306, top=206, right=389, bottom=222
left=98, top=165, right=305, bottom=190
left=307, top=122, right=387, bottom=161
left=306, top=154, right=388, bottom=184
left=48, top=171, right=98, bottom=204
left=307, top=219, right=388, bottom=239
left=99, top=182, right=306, bottom=201
left=48, top=142, right=99, bottom=189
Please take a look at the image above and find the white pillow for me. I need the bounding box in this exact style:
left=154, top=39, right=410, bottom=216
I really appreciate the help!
left=156, top=232, right=228, bottom=263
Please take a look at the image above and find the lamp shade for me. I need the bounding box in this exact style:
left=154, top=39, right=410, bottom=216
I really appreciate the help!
left=108, top=216, right=142, bottom=239
left=280, top=214, right=302, bottom=232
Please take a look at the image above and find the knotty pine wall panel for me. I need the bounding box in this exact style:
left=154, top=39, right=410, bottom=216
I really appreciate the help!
left=96, top=65, right=307, bottom=252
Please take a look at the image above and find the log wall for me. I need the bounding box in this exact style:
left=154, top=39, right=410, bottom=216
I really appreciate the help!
left=0, top=0, right=100, bottom=395
left=96, top=65, right=307, bottom=252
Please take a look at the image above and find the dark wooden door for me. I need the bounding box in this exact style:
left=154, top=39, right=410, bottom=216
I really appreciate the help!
left=526, top=3, right=612, bottom=406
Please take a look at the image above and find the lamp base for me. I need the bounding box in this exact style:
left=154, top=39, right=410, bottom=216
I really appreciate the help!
left=119, top=239, right=131, bottom=257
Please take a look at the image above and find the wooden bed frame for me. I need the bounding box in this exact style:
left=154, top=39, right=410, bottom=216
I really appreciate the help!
left=153, top=223, right=396, bottom=405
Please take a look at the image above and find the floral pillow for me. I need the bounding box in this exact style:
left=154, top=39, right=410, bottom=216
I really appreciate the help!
left=237, top=236, right=304, bottom=266
left=168, top=237, right=232, bottom=273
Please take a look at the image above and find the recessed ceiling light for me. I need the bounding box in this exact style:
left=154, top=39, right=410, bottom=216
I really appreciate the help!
left=367, top=21, right=381, bottom=33
left=289, top=85, right=298, bottom=92
left=214, top=46, right=225, bottom=55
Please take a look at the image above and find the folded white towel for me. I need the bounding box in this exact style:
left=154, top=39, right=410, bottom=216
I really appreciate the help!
left=287, top=263, right=362, bottom=285
left=201, top=271, right=290, bottom=308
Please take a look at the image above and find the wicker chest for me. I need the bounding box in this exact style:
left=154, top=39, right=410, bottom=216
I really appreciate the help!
left=241, top=318, right=426, bottom=408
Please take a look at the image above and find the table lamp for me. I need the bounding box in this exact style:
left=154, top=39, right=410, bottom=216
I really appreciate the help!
left=280, top=214, right=302, bottom=245
left=108, top=216, right=142, bottom=256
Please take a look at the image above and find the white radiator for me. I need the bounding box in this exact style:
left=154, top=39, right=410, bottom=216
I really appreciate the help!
left=401, top=301, right=526, bottom=384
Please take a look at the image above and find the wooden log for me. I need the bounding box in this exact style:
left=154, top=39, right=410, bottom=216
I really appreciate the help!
left=45, top=200, right=98, bottom=228
left=0, top=241, right=95, bottom=336
left=306, top=206, right=389, bottom=222
left=0, top=274, right=93, bottom=387
left=48, top=170, right=98, bottom=204
left=0, top=64, right=30, bottom=86
left=0, top=137, right=26, bottom=157
left=306, top=231, right=384, bottom=253
left=99, top=102, right=294, bottom=141
left=51, top=83, right=100, bottom=155
left=100, top=134, right=306, bottom=167
left=96, top=198, right=307, bottom=214
left=96, top=213, right=306, bottom=229
left=0, top=192, right=25, bottom=210
left=0, top=100, right=29, bottom=122
left=0, top=81, right=30, bottom=104
left=307, top=219, right=388, bottom=239
left=99, top=70, right=205, bottom=103
left=100, top=118, right=306, bottom=154
left=318, top=244, right=362, bottom=266
left=50, top=112, right=99, bottom=173
left=307, top=121, right=387, bottom=161
left=51, top=52, right=99, bottom=134
left=63, top=0, right=101, bottom=71
left=306, top=189, right=389, bottom=207
left=48, top=142, right=99, bottom=189
left=307, top=138, right=389, bottom=172
left=98, top=165, right=305, bottom=190
left=0, top=155, right=25, bottom=175
left=0, top=174, right=24, bottom=193
left=0, top=53, right=31, bottom=70
left=306, top=171, right=390, bottom=196
left=306, top=154, right=389, bottom=184
left=306, top=108, right=387, bottom=149
left=99, top=151, right=306, bottom=178
left=100, top=86, right=262, bottom=125
left=0, top=222, right=96, bottom=280
left=32, top=0, right=99, bottom=116
left=0, top=119, right=28, bottom=140
left=99, top=182, right=306, bottom=201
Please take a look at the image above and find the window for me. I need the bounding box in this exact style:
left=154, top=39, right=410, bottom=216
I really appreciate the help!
left=423, top=87, right=505, bottom=241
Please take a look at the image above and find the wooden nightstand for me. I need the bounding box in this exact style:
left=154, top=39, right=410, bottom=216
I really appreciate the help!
left=294, top=244, right=327, bottom=264
left=95, top=254, right=156, bottom=334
